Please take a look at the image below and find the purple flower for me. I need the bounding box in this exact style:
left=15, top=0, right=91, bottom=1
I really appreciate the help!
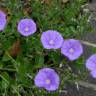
left=34, top=68, right=60, bottom=91
left=0, top=11, right=7, bottom=31
left=90, top=70, right=96, bottom=78
left=17, top=18, right=37, bottom=36
left=41, top=30, right=63, bottom=49
left=85, top=54, right=96, bottom=78
left=85, top=54, right=96, bottom=71
left=61, top=39, right=83, bottom=61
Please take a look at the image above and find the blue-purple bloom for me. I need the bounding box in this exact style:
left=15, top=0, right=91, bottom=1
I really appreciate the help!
left=85, top=54, right=96, bottom=71
left=0, top=11, right=7, bottom=31
left=17, top=18, right=37, bottom=36
left=41, top=30, right=63, bottom=49
left=90, top=70, right=96, bottom=78
left=85, top=54, right=96, bottom=78
left=61, top=39, right=83, bottom=61
left=34, top=68, right=60, bottom=91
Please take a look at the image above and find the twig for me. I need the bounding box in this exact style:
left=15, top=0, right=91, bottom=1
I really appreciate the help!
left=73, top=80, right=96, bottom=91
left=81, top=40, right=96, bottom=47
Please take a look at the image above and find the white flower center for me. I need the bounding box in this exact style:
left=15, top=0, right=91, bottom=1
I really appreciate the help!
left=69, top=48, right=74, bottom=53
left=46, top=79, right=51, bottom=84
left=25, top=26, right=29, bottom=32
left=49, top=40, right=54, bottom=45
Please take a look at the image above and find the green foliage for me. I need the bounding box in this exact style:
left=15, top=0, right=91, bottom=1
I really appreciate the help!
left=0, top=0, right=91, bottom=96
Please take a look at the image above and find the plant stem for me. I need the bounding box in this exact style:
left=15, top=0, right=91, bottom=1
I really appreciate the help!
left=11, top=85, right=21, bottom=96
left=6, top=52, right=18, bottom=72
left=0, top=68, right=16, bottom=72
left=0, top=74, right=9, bottom=84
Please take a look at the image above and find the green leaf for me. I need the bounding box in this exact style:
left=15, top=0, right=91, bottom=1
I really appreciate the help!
left=1, top=72, right=10, bottom=89
left=35, top=54, right=44, bottom=68
left=2, top=53, right=10, bottom=61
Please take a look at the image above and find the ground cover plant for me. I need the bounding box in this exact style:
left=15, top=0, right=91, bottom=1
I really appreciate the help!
left=0, top=0, right=94, bottom=96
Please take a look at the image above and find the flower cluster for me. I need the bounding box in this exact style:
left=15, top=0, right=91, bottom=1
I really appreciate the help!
left=0, top=10, right=94, bottom=91
left=17, top=18, right=83, bottom=90
left=41, top=31, right=83, bottom=61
